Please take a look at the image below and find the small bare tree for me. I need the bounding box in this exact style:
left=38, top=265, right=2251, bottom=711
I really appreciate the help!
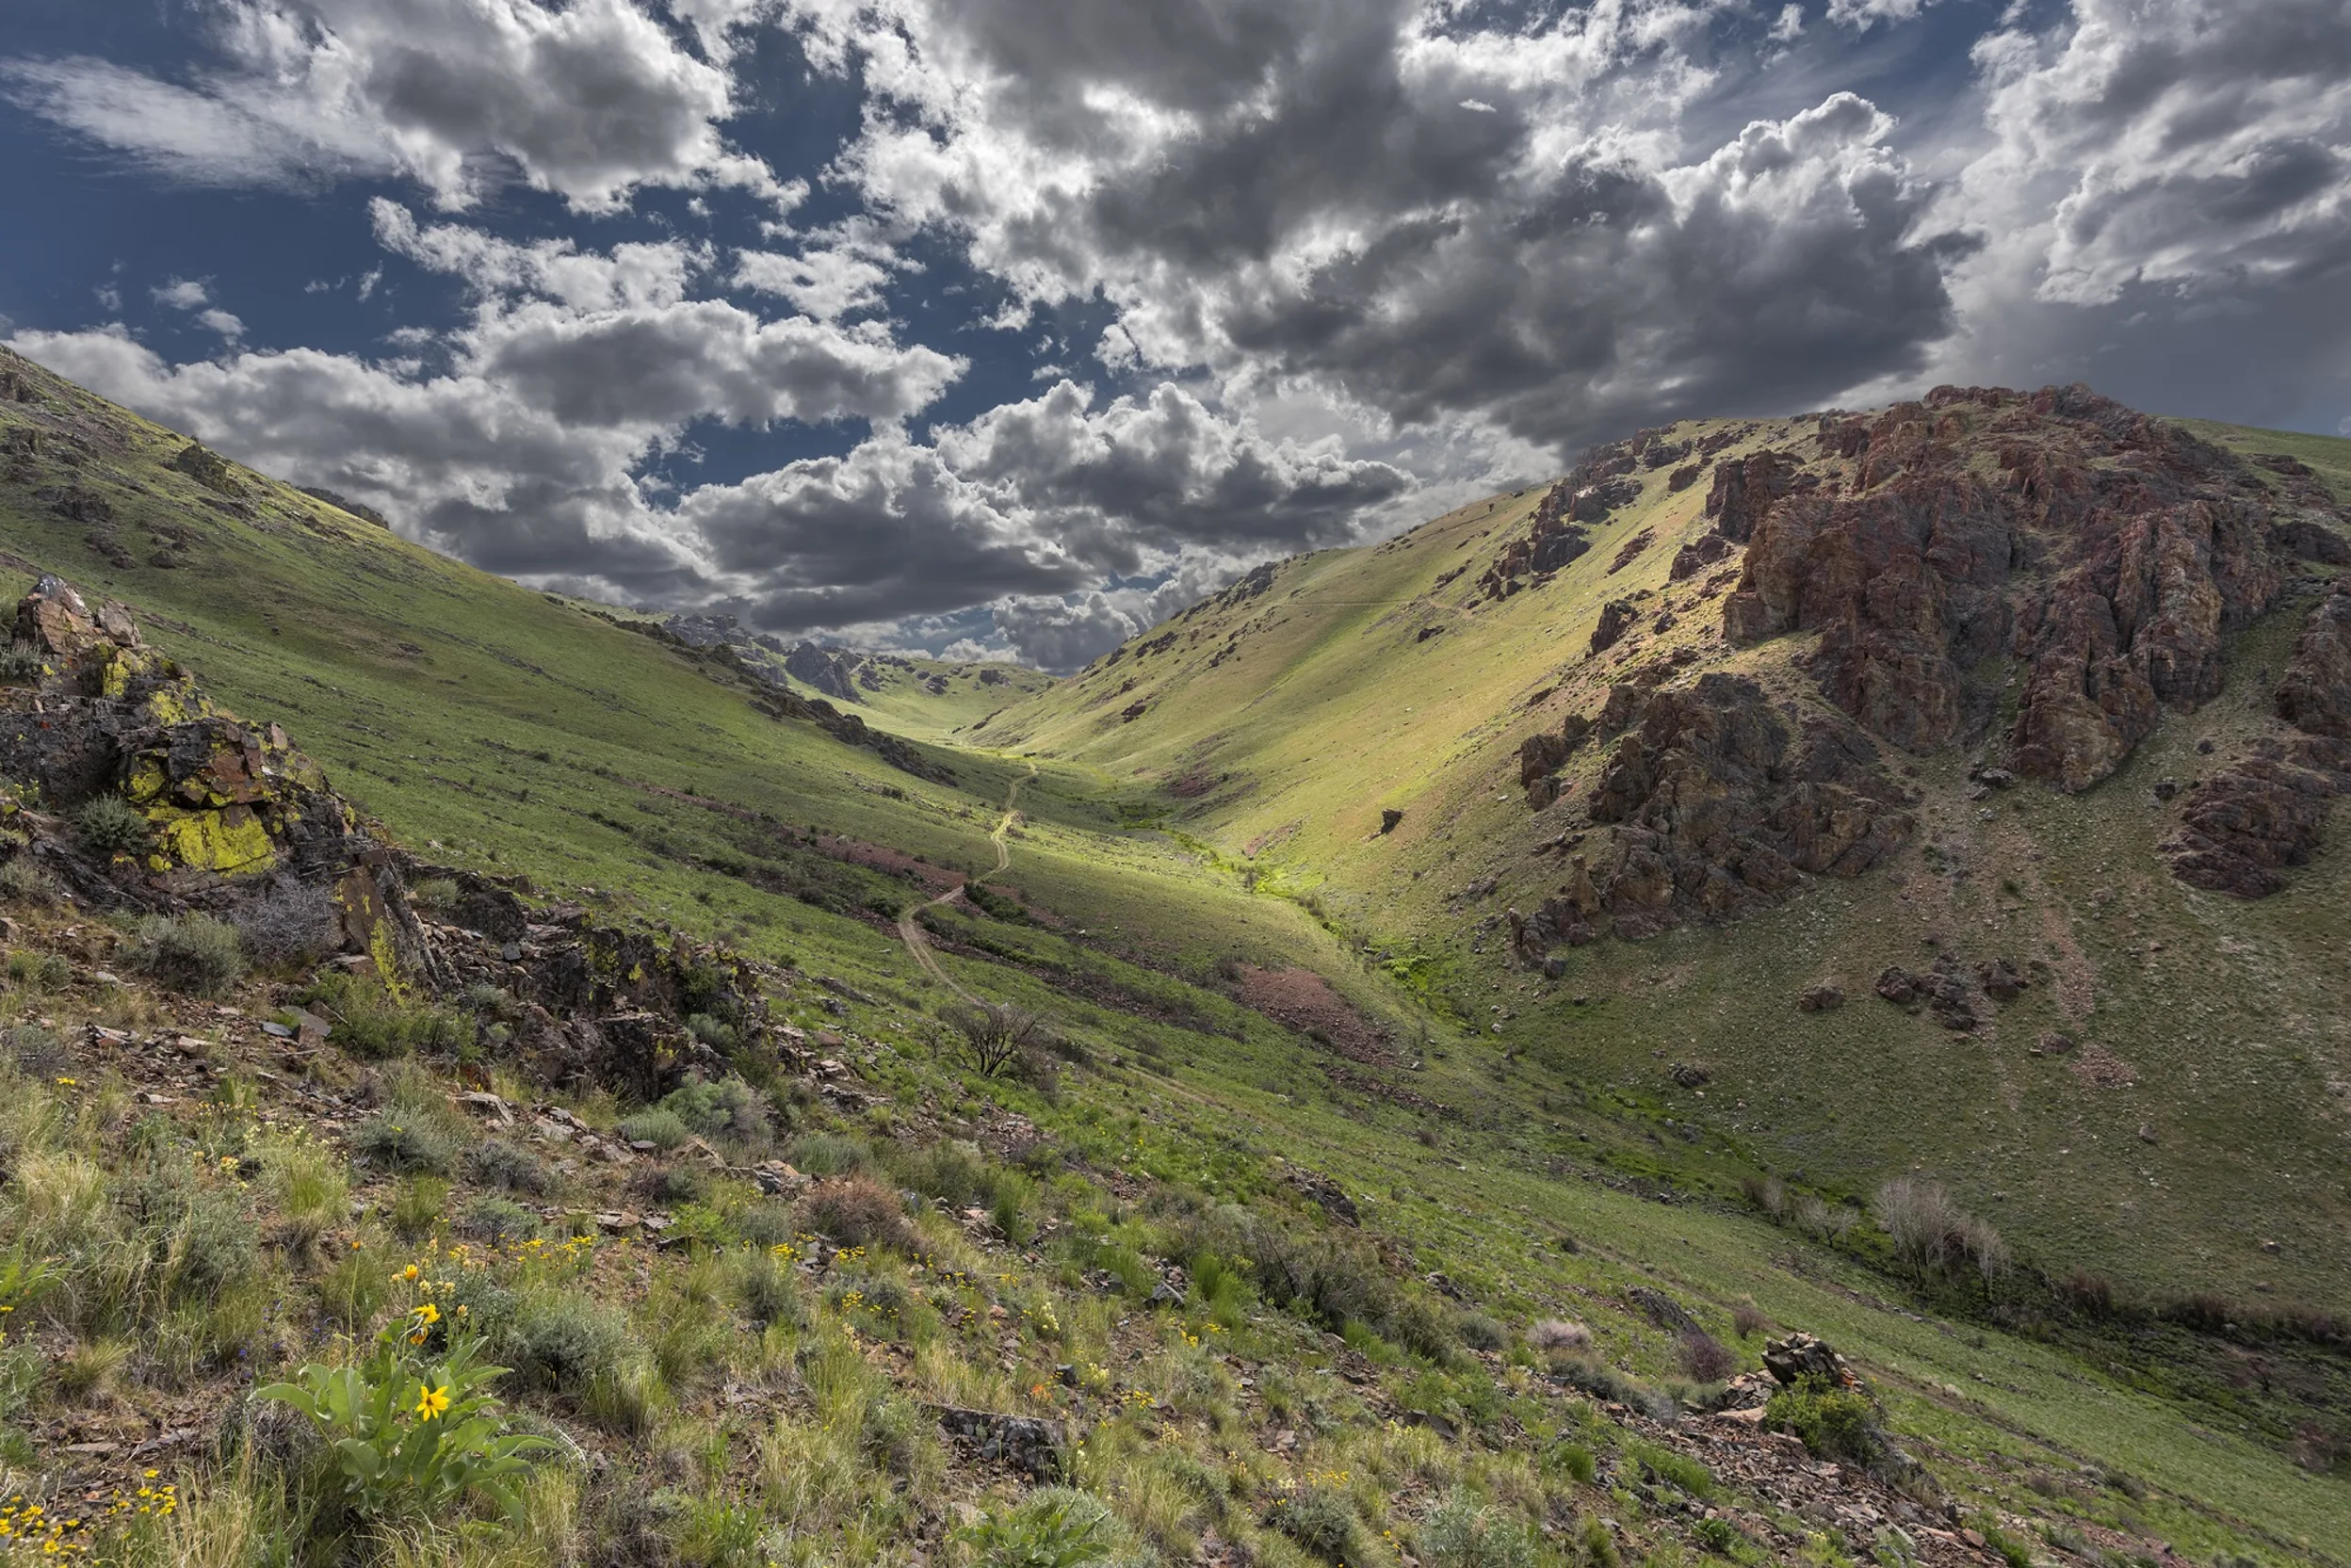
left=940, top=1001, right=1044, bottom=1077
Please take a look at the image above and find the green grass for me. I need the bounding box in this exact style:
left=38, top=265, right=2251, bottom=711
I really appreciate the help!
left=0, top=349, right=2343, bottom=1562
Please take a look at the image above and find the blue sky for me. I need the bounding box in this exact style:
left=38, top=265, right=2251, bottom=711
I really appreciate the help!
left=4, top=0, right=2347, bottom=667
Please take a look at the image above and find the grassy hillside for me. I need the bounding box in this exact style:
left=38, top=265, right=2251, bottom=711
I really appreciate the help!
left=0, top=346, right=2343, bottom=1566
left=980, top=411, right=2351, bottom=1315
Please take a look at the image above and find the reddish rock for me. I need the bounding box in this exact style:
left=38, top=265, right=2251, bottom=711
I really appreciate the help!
left=1589, top=599, right=1639, bottom=655
left=1721, top=384, right=2309, bottom=791
left=1540, top=674, right=1912, bottom=939
left=2273, top=581, right=2351, bottom=738
left=1704, top=450, right=1799, bottom=543
left=1668, top=533, right=1733, bottom=580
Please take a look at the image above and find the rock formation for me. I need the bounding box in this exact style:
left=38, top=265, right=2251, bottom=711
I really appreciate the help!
left=1719, top=385, right=2337, bottom=793
left=2164, top=580, right=2351, bottom=896
left=1510, top=674, right=1911, bottom=950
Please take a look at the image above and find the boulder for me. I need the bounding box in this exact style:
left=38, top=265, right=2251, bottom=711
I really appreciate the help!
left=1975, top=958, right=2026, bottom=1002
left=1763, top=1333, right=1858, bottom=1388
left=1668, top=533, right=1734, bottom=581
left=1589, top=599, right=1639, bottom=655
left=1796, top=984, right=1844, bottom=1011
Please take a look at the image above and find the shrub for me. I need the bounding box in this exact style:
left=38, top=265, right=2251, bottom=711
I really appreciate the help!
left=1546, top=1442, right=1597, bottom=1485
left=786, top=1131, right=872, bottom=1177
left=1626, top=1440, right=1712, bottom=1498
left=4, top=948, right=71, bottom=993
left=1418, top=1492, right=1538, bottom=1568
left=940, top=1001, right=1046, bottom=1078
left=964, top=1486, right=1116, bottom=1568
left=351, top=1115, right=462, bottom=1177
left=254, top=1315, right=554, bottom=1527
left=458, top=1194, right=538, bottom=1245
left=898, top=1138, right=988, bottom=1207
left=1269, top=1482, right=1366, bottom=1565
left=1678, top=1329, right=1736, bottom=1382
left=1530, top=1317, right=1592, bottom=1353
left=616, top=1107, right=690, bottom=1150
left=125, top=913, right=246, bottom=996
left=1763, top=1375, right=1885, bottom=1466
left=235, top=882, right=338, bottom=966
left=0, top=858, right=58, bottom=903
left=799, top=1175, right=914, bottom=1253
left=656, top=1076, right=770, bottom=1146
left=2, top=1025, right=65, bottom=1075
left=466, top=1138, right=557, bottom=1197
left=300, top=973, right=467, bottom=1059
left=1876, top=1178, right=2009, bottom=1285
left=1732, top=1299, right=1768, bottom=1339
left=0, top=641, right=42, bottom=684
left=1456, top=1312, right=1509, bottom=1352
left=73, top=794, right=150, bottom=856
left=496, top=1286, right=632, bottom=1398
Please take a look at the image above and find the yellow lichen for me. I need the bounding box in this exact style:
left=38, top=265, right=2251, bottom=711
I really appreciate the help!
left=146, top=807, right=276, bottom=875
left=123, top=757, right=169, bottom=804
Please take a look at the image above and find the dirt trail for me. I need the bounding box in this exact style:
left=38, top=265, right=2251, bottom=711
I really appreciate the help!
left=897, top=764, right=1031, bottom=1003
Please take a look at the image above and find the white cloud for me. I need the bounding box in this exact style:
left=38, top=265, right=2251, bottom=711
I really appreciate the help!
left=196, top=309, right=247, bottom=340
left=2, top=0, right=791, bottom=213
left=732, top=247, right=896, bottom=321
left=1956, top=0, right=2351, bottom=307
left=153, top=278, right=210, bottom=309
left=1824, top=0, right=1939, bottom=28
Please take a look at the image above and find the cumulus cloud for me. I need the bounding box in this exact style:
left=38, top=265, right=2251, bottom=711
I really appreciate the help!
left=803, top=0, right=1973, bottom=456
left=3, top=0, right=789, bottom=211
left=1959, top=0, right=2351, bottom=305
left=674, top=379, right=1409, bottom=659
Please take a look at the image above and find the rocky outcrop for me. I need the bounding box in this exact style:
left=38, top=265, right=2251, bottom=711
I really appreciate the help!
left=2273, top=581, right=2351, bottom=738
left=1720, top=385, right=2326, bottom=793
left=0, top=576, right=366, bottom=892
left=2163, top=736, right=2351, bottom=897
left=1668, top=534, right=1734, bottom=581
left=1518, top=713, right=1592, bottom=807
left=1589, top=599, right=1638, bottom=655
left=1705, top=450, right=1801, bottom=543
left=784, top=641, right=864, bottom=703
left=2165, top=581, right=2351, bottom=896
left=1511, top=675, right=1911, bottom=949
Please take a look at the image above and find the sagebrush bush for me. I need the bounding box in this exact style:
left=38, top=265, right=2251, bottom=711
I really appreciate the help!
left=235, top=881, right=338, bottom=966
left=1418, top=1491, right=1538, bottom=1568
left=1531, top=1317, right=1591, bottom=1353
left=351, top=1113, right=461, bottom=1176
left=458, top=1193, right=539, bottom=1245
left=786, top=1131, right=872, bottom=1177
left=72, top=794, right=150, bottom=856
left=1269, top=1482, right=1366, bottom=1565
left=125, top=913, right=246, bottom=996
left=1456, top=1312, right=1509, bottom=1352
left=0, top=858, right=58, bottom=903
left=467, top=1138, right=557, bottom=1196
left=657, top=1076, right=770, bottom=1147
left=616, top=1106, right=690, bottom=1150
left=799, top=1175, right=915, bottom=1253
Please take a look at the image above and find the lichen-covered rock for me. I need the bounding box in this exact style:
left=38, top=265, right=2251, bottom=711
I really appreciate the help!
left=0, top=574, right=365, bottom=892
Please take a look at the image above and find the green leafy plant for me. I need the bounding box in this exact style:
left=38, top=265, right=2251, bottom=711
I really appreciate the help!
left=1763, top=1375, right=1886, bottom=1466
left=963, top=1487, right=1116, bottom=1568
left=73, top=794, right=152, bottom=856
left=254, top=1305, right=554, bottom=1527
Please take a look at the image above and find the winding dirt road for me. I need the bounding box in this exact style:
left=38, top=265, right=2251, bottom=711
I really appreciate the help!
left=897, top=763, right=1031, bottom=1003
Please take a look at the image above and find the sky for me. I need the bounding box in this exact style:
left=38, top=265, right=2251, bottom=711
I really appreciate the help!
left=2, top=0, right=2347, bottom=670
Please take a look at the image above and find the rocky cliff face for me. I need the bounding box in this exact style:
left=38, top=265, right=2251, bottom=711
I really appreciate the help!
left=1511, top=674, right=1912, bottom=950
left=2163, top=579, right=2351, bottom=897
left=1508, top=384, right=2347, bottom=955
left=1723, top=384, right=2337, bottom=794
